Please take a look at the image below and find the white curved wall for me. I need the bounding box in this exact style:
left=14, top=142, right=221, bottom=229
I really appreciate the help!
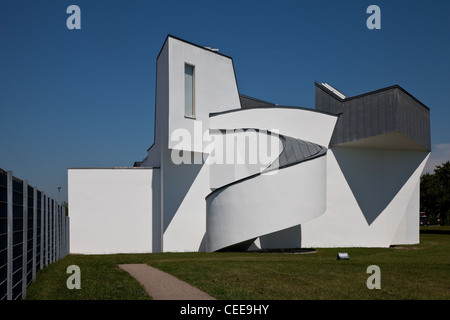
left=209, top=129, right=283, bottom=189
left=206, top=155, right=327, bottom=252
left=210, top=108, right=338, bottom=148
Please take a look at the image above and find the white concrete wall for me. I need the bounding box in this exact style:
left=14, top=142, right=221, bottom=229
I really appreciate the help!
left=208, top=129, right=283, bottom=189
left=206, top=106, right=337, bottom=252
left=141, top=40, right=169, bottom=168
left=210, top=107, right=338, bottom=148
left=300, top=149, right=429, bottom=248
left=68, top=168, right=159, bottom=254
left=167, top=37, right=241, bottom=153
left=206, top=155, right=327, bottom=252
left=161, top=147, right=210, bottom=252
left=391, top=181, right=420, bottom=245
left=157, top=36, right=242, bottom=252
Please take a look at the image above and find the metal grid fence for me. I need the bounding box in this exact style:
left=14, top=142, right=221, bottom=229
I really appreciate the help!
left=0, top=168, right=69, bottom=300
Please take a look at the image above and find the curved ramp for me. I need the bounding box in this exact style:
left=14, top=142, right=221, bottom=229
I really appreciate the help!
left=206, top=131, right=328, bottom=252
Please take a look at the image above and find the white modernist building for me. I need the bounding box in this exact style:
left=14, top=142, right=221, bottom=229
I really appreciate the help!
left=68, top=35, right=431, bottom=254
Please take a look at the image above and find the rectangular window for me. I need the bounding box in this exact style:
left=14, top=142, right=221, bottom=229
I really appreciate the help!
left=184, top=64, right=195, bottom=118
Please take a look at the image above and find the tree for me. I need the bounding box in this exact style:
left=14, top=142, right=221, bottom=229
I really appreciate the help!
left=62, top=201, right=69, bottom=216
left=434, top=161, right=450, bottom=225
left=420, top=161, right=450, bottom=225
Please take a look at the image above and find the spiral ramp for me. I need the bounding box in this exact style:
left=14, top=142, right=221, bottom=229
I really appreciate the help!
left=205, top=130, right=328, bottom=252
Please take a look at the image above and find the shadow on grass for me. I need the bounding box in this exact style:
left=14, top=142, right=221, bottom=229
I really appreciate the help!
left=250, top=248, right=317, bottom=254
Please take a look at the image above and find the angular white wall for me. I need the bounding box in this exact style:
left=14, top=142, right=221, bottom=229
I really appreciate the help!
left=161, top=148, right=210, bottom=252
left=155, top=36, right=243, bottom=252
left=68, top=168, right=159, bottom=254
left=300, top=148, right=429, bottom=248
left=166, top=37, right=241, bottom=153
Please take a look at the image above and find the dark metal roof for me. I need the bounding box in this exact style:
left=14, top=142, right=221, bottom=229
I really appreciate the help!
left=239, top=94, right=276, bottom=109
left=315, top=82, right=431, bottom=151
left=268, top=135, right=326, bottom=170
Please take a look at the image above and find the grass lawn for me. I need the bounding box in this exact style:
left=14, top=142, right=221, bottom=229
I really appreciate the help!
left=25, top=227, right=450, bottom=300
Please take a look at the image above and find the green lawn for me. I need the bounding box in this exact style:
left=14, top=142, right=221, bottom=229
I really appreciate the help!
left=25, top=227, right=450, bottom=300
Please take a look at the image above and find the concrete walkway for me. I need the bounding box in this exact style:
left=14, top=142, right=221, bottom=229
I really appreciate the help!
left=118, top=264, right=216, bottom=300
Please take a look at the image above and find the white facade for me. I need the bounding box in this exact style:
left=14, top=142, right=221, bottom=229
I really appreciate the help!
left=68, top=168, right=159, bottom=254
left=301, top=148, right=429, bottom=248
left=68, top=35, right=431, bottom=254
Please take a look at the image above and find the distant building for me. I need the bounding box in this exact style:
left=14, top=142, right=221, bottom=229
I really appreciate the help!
left=68, top=35, right=431, bottom=254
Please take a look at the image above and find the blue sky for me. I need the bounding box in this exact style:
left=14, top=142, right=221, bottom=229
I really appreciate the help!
left=1, top=0, right=449, bottom=202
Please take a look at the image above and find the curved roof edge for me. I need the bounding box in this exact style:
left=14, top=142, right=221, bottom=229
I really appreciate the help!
left=209, top=105, right=339, bottom=118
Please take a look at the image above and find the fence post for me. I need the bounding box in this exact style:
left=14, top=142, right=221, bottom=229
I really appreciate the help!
left=56, top=204, right=60, bottom=261
left=45, top=196, right=48, bottom=267
left=62, top=207, right=64, bottom=257
left=22, top=180, right=28, bottom=300
left=40, top=192, right=44, bottom=269
left=65, top=213, right=68, bottom=257
left=52, top=200, right=56, bottom=263
left=61, top=207, right=64, bottom=258
left=57, top=203, right=59, bottom=260
left=63, top=214, right=66, bottom=257
left=32, top=187, right=37, bottom=282
left=66, top=216, right=70, bottom=256
left=56, top=202, right=58, bottom=261
left=57, top=203, right=60, bottom=260
left=49, top=196, right=51, bottom=264
left=6, top=171, right=13, bottom=300
left=54, top=203, right=57, bottom=261
left=48, top=198, right=51, bottom=264
left=61, top=206, right=64, bottom=258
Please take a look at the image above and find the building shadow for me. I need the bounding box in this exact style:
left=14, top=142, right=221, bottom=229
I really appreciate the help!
left=333, top=147, right=428, bottom=225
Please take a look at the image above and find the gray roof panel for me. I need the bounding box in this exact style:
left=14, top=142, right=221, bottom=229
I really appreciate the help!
left=315, top=82, right=431, bottom=151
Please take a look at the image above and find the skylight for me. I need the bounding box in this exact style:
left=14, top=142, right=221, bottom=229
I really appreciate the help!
left=321, top=83, right=346, bottom=100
